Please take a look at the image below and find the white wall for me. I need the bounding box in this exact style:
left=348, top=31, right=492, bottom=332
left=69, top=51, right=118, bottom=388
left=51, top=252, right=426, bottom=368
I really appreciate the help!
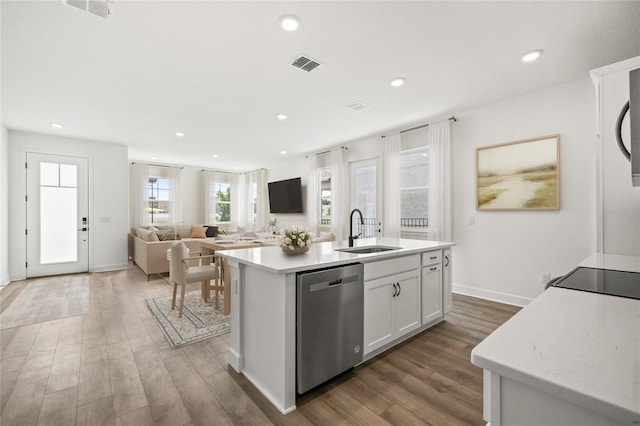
left=8, top=131, right=129, bottom=280
left=0, top=125, right=9, bottom=286
left=267, top=78, right=597, bottom=306
left=452, top=77, right=597, bottom=305
left=265, top=155, right=317, bottom=229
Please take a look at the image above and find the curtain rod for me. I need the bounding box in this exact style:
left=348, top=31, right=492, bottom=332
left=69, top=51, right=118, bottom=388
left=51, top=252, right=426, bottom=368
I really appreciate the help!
left=131, top=161, right=184, bottom=169
left=382, top=116, right=457, bottom=138
left=305, top=146, right=348, bottom=159
left=200, top=168, right=266, bottom=174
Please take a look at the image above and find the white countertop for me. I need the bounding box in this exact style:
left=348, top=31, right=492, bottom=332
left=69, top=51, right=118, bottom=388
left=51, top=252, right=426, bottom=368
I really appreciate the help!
left=471, top=254, right=640, bottom=425
left=216, top=237, right=454, bottom=274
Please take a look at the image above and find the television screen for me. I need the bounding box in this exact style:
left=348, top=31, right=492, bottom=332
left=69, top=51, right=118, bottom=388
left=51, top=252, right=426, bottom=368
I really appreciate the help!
left=268, top=177, right=303, bottom=213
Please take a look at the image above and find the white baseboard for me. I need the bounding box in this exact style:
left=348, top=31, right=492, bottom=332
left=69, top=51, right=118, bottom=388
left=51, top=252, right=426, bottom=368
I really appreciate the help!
left=91, top=263, right=129, bottom=273
left=0, top=274, right=10, bottom=288
left=453, top=283, right=533, bottom=307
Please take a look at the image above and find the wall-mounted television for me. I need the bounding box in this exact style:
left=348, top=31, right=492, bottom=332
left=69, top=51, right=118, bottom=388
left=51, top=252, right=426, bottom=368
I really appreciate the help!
left=268, top=177, right=303, bottom=213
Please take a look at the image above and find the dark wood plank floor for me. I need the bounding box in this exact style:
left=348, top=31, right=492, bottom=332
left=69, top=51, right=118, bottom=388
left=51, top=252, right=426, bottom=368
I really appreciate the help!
left=0, top=264, right=520, bottom=425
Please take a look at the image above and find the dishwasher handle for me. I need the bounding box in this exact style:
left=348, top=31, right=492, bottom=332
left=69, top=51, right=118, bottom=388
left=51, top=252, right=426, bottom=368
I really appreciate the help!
left=309, top=274, right=359, bottom=292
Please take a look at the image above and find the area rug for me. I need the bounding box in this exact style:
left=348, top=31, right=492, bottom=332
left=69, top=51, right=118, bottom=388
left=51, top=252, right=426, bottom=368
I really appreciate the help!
left=0, top=275, right=89, bottom=329
left=145, top=290, right=230, bottom=348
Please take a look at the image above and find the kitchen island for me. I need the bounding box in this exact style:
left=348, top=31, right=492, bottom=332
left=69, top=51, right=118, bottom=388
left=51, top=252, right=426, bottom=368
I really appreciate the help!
left=471, top=254, right=640, bottom=426
left=217, top=237, right=454, bottom=414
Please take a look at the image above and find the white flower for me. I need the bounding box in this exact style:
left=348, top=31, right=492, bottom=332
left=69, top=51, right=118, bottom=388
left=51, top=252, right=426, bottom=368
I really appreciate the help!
left=297, top=239, right=304, bottom=247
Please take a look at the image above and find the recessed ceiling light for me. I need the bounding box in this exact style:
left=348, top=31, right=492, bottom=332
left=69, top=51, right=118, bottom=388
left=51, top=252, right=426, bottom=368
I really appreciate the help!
left=280, top=150, right=287, bottom=155
left=50, top=122, right=64, bottom=129
left=151, top=156, right=157, bottom=160
left=211, top=154, right=219, bottom=158
left=522, top=49, right=543, bottom=62
left=279, top=15, right=300, bottom=31
left=276, top=113, right=288, bottom=120
left=390, top=78, right=405, bottom=87
left=234, top=166, right=240, bottom=170
left=175, top=131, right=185, bottom=137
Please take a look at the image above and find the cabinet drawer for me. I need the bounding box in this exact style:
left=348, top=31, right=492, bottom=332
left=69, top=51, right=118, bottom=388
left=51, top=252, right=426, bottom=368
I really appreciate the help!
left=364, top=254, right=420, bottom=281
left=421, top=250, right=442, bottom=266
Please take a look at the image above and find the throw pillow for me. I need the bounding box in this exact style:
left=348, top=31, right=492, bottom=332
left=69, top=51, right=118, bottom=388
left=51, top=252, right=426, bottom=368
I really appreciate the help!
left=205, top=225, right=218, bottom=238
left=176, top=224, right=191, bottom=239
left=190, top=226, right=207, bottom=238
left=156, top=232, right=175, bottom=241
left=134, top=227, right=148, bottom=238
left=138, top=228, right=159, bottom=242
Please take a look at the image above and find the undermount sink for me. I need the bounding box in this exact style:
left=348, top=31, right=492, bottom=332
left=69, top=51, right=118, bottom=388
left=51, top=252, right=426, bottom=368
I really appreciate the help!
left=335, top=245, right=402, bottom=254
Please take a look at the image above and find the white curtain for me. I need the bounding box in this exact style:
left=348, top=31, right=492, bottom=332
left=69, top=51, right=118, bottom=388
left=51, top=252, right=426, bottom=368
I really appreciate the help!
left=307, top=161, right=319, bottom=233
left=330, top=148, right=347, bottom=242
left=426, top=120, right=452, bottom=241
left=165, top=166, right=181, bottom=229
left=255, top=169, right=269, bottom=231
left=130, top=163, right=149, bottom=227
left=383, top=133, right=401, bottom=238
left=237, top=173, right=247, bottom=232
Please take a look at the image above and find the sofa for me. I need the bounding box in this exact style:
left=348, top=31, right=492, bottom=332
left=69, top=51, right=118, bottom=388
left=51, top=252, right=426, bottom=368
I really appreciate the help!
left=128, top=224, right=221, bottom=279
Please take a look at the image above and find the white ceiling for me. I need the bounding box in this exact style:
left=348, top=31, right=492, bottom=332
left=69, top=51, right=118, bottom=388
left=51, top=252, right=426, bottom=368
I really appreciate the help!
left=2, top=1, right=640, bottom=171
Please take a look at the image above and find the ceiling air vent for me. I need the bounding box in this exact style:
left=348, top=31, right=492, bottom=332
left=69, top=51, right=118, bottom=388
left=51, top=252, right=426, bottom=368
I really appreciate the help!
left=291, top=55, right=321, bottom=72
left=62, top=0, right=112, bottom=19
left=346, top=101, right=371, bottom=112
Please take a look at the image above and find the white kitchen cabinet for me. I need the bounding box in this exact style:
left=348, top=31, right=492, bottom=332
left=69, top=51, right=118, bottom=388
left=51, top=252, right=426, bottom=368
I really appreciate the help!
left=364, top=269, right=420, bottom=355
left=421, top=263, right=442, bottom=325
left=443, top=248, right=452, bottom=313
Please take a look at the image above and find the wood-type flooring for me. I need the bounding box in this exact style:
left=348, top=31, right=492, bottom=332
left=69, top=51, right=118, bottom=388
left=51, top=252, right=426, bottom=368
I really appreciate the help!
left=0, top=264, right=520, bottom=425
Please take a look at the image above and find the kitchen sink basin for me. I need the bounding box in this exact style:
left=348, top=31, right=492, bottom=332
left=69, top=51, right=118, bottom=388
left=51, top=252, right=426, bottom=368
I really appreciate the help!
left=335, top=245, right=402, bottom=254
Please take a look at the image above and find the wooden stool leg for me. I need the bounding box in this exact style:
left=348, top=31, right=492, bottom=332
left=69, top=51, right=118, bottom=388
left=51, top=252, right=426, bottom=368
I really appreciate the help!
left=178, top=284, right=186, bottom=318
left=202, top=279, right=209, bottom=302
left=171, top=282, right=178, bottom=310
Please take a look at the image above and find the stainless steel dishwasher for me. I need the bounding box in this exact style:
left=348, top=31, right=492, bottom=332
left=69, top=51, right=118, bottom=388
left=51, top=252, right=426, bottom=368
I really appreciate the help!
left=296, top=263, right=364, bottom=394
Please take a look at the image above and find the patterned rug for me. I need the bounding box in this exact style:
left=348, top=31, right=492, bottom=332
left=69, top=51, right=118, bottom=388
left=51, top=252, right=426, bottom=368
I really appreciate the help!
left=145, top=290, right=230, bottom=348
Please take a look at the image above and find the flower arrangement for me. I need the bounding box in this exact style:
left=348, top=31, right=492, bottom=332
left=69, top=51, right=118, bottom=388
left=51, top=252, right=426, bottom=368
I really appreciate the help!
left=278, top=225, right=313, bottom=253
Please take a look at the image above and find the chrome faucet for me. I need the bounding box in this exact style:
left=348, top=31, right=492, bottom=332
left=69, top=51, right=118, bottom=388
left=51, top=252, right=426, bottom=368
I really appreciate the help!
left=348, top=208, right=364, bottom=247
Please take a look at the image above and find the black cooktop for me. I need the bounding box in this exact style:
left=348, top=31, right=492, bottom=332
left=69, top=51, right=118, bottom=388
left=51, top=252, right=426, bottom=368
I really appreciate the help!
left=550, top=267, right=640, bottom=300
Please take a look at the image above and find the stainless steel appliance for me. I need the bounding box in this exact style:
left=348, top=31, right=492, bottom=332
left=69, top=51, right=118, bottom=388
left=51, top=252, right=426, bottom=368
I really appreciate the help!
left=615, top=67, right=640, bottom=186
left=296, top=263, right=364, bottom=394
left=550, top=267, right=640, bottom=300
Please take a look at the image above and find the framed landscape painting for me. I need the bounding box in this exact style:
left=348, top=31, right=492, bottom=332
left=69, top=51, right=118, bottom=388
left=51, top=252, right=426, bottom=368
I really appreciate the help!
left=477, top=135, right=560, bottom=210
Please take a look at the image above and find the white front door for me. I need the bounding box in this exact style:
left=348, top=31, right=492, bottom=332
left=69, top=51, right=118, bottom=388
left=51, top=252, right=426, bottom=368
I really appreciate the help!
left=26, top=153, right=89, bottom=277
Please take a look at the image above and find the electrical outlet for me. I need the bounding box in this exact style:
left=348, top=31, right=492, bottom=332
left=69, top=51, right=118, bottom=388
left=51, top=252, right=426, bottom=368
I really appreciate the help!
left=468, top=216, right=475, bottom=225
left=540, top=272, right=551, bottom=284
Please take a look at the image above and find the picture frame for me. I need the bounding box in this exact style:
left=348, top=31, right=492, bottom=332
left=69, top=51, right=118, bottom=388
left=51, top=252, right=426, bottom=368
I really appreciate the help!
left=476, top=134, right=560, bottom=211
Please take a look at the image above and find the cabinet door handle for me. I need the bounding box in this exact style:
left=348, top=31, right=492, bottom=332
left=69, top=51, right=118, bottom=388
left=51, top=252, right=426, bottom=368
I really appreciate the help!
left=445, top=255, right=449, bottom=267
left=397, top=282, right=401, bottom=297
left=430, top=267, right=437, bottom=271
left=430, top=256, right=437, bottom=260
left=392, top=283, right=397, bottom=297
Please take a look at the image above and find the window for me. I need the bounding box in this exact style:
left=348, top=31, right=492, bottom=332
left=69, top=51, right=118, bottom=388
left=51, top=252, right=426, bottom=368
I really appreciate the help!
left=350, top=159, right=378, bottom=238
left=319, top=167, right=332, bottom=226
left=203, top=171, right=239, bottom=230
left=131, top=163, right=181, bottom=227
left=400, top=149, right=429, bottom=230
left=211, top=181, right=232, bottom=223
left=146, top=176, right=172, bottom=225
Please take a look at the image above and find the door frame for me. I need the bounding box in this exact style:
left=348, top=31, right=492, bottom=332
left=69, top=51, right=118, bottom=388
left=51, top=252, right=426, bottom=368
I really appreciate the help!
left=23, top=150, right=93, bottom=278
